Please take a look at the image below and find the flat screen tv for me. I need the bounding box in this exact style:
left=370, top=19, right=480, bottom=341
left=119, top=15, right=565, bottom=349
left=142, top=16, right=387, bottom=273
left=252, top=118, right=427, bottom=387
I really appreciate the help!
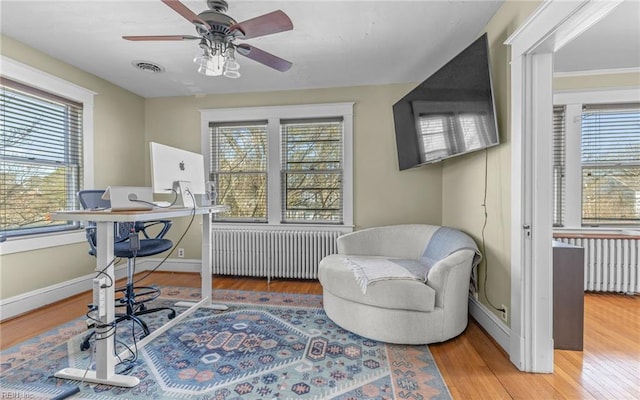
left=393, top=33, right=499, bottom=170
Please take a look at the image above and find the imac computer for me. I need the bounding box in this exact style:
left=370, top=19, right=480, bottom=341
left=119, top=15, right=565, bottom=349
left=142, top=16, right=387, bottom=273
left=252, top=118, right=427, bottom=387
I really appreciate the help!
left=150, top=142, right=206, bottom=208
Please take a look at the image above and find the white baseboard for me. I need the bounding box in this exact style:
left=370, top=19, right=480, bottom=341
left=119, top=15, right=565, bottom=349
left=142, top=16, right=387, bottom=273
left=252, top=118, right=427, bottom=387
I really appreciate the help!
left=0, top=259, right=201, bottom=321
left=468, top=295, right=511, bottom=353
left=137, top=258, right=202, bottom=274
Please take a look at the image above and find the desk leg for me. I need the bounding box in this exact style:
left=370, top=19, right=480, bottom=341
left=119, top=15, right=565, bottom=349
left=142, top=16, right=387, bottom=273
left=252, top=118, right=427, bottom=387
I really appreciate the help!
left=174, top=211, right=227, bottom=311
left=55, top=221, right=139, bottom=387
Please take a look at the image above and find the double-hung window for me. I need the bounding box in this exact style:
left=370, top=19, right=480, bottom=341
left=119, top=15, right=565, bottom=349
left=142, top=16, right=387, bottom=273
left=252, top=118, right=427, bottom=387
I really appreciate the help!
left=552, top=105, right=566, bottom=226
left=210, top=121, right=269, bottom=222
left=0, top=57, right=94, bottom=246
left=552, top=92, right=640, bottom=227
left=202, top=103, right=353, bottom=226
left=1, top=78, right=84, bottom=237
left=281, top=118, right=343, bottom=223
left=581, top=103, right=640, bottom=225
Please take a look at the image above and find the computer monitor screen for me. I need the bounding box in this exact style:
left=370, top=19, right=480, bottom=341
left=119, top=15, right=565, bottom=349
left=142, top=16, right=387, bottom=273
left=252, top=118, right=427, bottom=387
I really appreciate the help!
left=150, top=142, right=206, bottom=207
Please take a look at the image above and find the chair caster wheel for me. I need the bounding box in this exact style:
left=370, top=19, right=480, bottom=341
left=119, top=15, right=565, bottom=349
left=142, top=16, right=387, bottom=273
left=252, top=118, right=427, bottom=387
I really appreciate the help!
left=80, top=341, right=91, bottom=351
left=168, top=310, right=176, bottom=319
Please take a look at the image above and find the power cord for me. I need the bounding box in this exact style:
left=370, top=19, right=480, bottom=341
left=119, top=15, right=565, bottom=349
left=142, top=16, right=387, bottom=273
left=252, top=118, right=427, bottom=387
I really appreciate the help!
left=114, top=319, right=138, bottom=374
left=94, top=256, right=118, bottom=288
left=129, top=189, right=179, bottom=208
left=480, top=148, right=506, bottom=315
left=79, top=338, right=97, bottom=387
left=133, top=190, right=197, bottom=285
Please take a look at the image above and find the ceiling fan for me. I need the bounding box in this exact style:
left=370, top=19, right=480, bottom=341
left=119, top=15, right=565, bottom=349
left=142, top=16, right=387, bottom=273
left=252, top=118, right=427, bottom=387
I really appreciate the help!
left=123, top=0, right=293, bottom=77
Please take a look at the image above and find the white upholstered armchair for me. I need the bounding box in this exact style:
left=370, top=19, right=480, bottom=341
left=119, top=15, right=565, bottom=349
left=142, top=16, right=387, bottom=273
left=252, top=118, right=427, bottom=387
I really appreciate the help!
left=318, top=224, right=480, bottom=345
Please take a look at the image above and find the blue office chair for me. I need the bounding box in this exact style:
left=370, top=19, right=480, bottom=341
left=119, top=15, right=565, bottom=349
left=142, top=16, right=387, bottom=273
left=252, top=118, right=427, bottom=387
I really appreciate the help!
left=78, top=190, right=176, bottom=351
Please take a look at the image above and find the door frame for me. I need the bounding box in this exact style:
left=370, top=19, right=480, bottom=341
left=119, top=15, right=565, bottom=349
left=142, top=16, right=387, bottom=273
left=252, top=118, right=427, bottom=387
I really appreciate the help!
left=505, top=0, right=623, bottom=372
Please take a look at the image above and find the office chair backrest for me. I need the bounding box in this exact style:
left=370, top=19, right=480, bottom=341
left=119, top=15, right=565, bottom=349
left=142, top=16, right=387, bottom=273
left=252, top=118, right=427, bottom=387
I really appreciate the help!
left=78, top=189, right=110, bottom=210
left=78, top=190, right=134, bottom=244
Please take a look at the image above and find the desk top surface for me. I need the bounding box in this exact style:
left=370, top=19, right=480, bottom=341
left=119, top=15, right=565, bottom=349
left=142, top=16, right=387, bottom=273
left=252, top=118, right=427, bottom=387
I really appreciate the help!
left=50, top=205, right=230, bottom=222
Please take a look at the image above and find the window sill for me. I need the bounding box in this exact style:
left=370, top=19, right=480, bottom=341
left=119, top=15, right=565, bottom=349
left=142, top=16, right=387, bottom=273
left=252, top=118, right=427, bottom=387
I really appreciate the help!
left=0, top=230, right=86, bottom=255
left=211, top=222, right=354, bottom=233
left=553, top=227, right=640, bottom=240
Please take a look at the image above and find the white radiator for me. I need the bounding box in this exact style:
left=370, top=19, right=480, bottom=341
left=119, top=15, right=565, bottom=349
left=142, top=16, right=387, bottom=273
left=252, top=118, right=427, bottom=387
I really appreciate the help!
left=211, top=229, right=342, bottom=279
left=555, top=236, right=640, bottom=294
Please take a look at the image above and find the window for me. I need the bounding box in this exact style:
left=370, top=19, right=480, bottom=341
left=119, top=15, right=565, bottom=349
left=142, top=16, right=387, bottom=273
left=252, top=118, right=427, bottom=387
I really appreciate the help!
left=552, top=95, right=640, bottom=227
left=581, top=103, right=640, bottom=225
left=202, top=103, right=353, bottom=226
left=1, top=77, right=84, bottom=237
left=552, top=105, right=566, bottom=226
left=210, top=121, right=268, bottom=222
left=281, top=118, right=343, bottom=223
left=0, top=57, right=94, bottom=248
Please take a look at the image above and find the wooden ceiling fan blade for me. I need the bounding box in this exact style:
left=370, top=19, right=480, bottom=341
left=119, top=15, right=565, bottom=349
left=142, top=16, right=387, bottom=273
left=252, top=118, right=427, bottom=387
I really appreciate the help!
left=161, top=0, right=211, bottom=30
left=123, top=35, right=200, bottom=41
left=236, top=44, right=292, bottom=72
left=230, top=10, right=293, bottom=39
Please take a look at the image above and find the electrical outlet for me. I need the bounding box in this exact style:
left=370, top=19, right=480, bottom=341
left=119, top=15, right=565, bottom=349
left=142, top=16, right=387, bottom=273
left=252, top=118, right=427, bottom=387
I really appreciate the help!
left=177, top=248, right=185, bottom=258
left=500, top=304, right=508, bottom=322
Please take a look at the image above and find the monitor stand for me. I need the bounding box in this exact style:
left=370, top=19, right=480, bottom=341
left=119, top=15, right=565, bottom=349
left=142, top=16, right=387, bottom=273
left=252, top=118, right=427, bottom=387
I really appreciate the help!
left=173, top=180, right=196, bottom=208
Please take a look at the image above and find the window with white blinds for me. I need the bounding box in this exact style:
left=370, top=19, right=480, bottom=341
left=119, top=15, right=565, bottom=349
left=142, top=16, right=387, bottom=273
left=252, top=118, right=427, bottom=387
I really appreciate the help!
left=281, top=118, right=343, bottom=223
left=581, top=103, right=640, bottom=225
left=203, top=103, right=353, bottom=227
left=1, top=77, right=83, bottom=237
left=552, top=105, right=566, bottom=226
left=210, top=121, right=268, bottom=222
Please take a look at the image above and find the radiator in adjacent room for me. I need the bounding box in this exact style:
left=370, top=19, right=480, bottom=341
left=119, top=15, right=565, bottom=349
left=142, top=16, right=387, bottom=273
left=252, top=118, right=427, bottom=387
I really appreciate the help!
left=555, top=235, right=640, bottom=294
left=210, top=229, right=343, bottom=280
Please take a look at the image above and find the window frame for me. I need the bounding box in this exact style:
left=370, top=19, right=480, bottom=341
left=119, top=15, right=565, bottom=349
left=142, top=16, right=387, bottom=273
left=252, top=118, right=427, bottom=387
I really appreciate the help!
left=210, top=120, right=269, bottom=223
left=553, top=87, right=640, bottom=229
left=0, top=56, right=95, bottom=255
left=280, top=117, right=345, bottom=224
left=200, top=103, right=354, bottom=228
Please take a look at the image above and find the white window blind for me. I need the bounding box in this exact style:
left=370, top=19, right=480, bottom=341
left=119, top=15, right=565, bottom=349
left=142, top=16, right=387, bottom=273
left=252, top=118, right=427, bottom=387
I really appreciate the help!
left=581, top=103, right=640, bottom=225
left=1, top=77, right=83, bottom=237
left=281, top=118, right=343, bottom=223
left=210, top=121, right=268, bottom=222
left=203, top=103, right=353, bottom=227
left=553, top=105, right=566, bottom=226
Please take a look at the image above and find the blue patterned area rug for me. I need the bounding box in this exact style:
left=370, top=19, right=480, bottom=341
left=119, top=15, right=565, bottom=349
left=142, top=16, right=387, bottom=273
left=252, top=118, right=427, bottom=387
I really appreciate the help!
left=1, top=287, right=452, bottom=399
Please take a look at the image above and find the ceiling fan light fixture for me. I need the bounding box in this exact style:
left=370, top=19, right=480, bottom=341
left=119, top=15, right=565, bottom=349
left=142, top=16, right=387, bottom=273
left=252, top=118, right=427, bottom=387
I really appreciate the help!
left=223, top=68, right=241, bottom=79
left=223, top=47, right=241, bottom=78
left=194, top=40, right=239, bottom=78
left=205, top=57, right=224, bottom=76
left=207, top=49, right=225, bottom=76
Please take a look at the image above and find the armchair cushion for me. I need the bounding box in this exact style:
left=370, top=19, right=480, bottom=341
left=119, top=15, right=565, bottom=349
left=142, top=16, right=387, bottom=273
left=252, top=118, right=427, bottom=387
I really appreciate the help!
left=318, top=254, right=436, bottom=313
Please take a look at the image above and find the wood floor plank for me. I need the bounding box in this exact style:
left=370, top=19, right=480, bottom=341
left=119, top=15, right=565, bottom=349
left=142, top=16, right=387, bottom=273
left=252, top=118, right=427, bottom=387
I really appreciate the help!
left=1, top=272, right=638, bottom=399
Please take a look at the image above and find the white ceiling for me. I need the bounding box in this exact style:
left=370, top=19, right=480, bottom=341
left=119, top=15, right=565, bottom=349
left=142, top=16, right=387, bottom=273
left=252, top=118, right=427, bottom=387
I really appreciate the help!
left=554, top=0, right=640, bottom=74
left=1, top=1, right=638, bottom=99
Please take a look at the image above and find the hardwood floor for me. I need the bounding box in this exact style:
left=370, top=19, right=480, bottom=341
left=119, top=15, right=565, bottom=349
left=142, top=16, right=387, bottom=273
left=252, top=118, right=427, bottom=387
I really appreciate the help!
left=1, top=272, right=638, bottom=399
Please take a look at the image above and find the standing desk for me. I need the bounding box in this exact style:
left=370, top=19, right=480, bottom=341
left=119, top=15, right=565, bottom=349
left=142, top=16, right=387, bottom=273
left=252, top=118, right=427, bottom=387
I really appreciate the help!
left=49, top=205, right=229, bottom=387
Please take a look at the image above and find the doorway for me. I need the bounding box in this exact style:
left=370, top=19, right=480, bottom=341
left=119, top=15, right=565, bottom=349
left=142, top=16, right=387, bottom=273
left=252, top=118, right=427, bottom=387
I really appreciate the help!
left=505, top=0, right=624, bottom=372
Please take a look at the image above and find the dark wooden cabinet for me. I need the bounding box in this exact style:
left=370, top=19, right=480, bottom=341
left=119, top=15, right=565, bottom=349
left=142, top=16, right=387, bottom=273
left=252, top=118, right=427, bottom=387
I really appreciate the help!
left=553, top=241, right=585, bottom=351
